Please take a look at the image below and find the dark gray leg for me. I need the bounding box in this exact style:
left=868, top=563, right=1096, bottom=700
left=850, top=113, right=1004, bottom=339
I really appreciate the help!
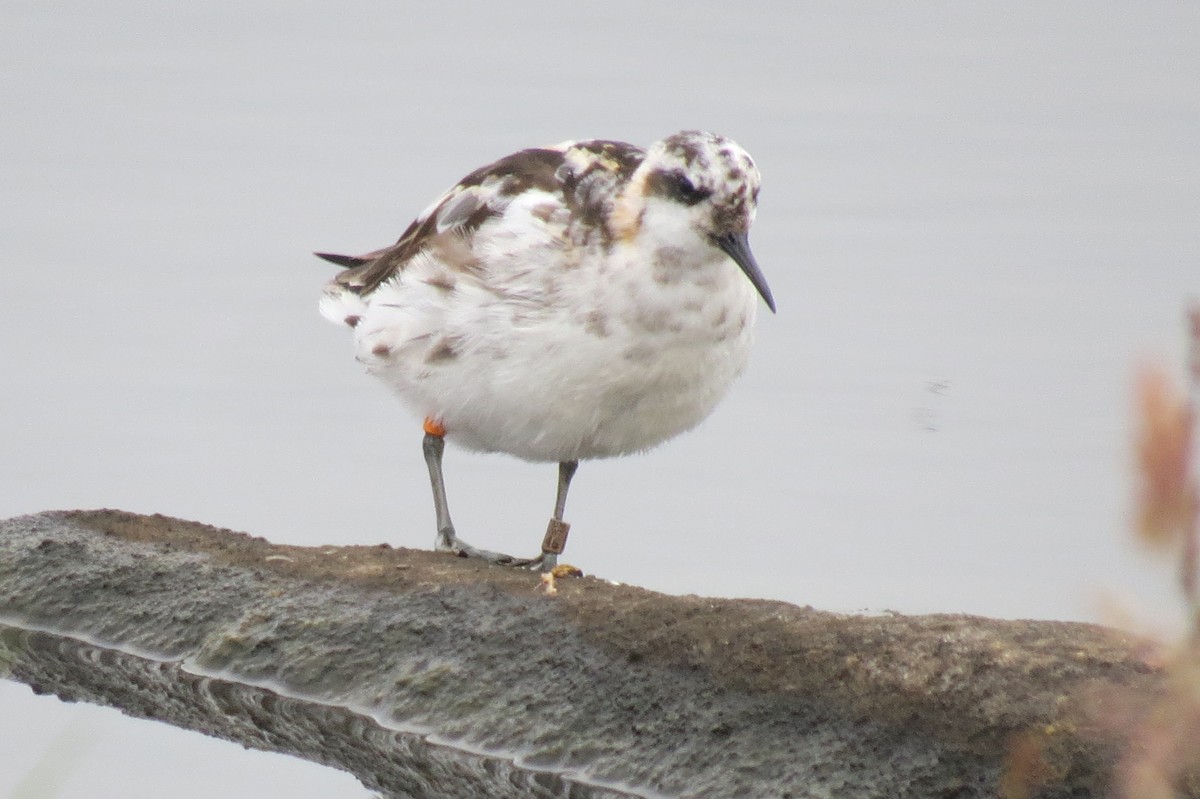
left=554, top=460, right=579, bottom=520
left=422, top=432, right=579, bottom=570
left=423, top=432, right=455, bottom=550
left=528, top=460, right=579, bottom=571
left=422, top=432, right=514, bottom=563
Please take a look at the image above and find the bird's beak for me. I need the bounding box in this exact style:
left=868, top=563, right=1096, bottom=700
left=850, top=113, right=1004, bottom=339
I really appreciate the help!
left=714, top=232, right=776, bottom=313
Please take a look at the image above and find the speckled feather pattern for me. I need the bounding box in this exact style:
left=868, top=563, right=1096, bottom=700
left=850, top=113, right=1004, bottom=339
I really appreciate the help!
left=319, top=131, right=771, bottom=462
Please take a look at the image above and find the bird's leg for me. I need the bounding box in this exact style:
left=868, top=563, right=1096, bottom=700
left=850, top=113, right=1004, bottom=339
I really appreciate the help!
left=554, top=460, right=579, bottom=521
left=518, top=460, right=579, bottom=571
left=422, top=418, right=514, bottom=563
left=422, top=417, right=578, bottom=570
left=422, top=428, right=456, bottom=550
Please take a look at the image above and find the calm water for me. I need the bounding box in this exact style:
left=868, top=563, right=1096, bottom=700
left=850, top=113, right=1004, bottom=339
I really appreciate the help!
left=2, top=2, right=1197, bottom=797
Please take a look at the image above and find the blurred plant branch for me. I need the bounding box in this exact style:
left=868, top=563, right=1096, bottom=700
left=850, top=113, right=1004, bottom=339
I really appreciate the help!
left=1111, top=302, right=1200, bottom=798
left=1002, top=302, right=1200, bottom=799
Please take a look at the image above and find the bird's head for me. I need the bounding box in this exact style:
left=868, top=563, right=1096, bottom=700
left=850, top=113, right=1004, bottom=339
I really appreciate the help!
left=626, top=131, right=774, bottom=312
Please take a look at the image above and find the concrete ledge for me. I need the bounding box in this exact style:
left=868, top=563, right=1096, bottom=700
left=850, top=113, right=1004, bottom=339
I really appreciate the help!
left=0, top=510, right=1174, bottom=797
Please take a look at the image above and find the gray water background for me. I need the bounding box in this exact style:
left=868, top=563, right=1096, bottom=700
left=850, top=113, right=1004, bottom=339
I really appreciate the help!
left=2, top=2, right=1197, bottom=797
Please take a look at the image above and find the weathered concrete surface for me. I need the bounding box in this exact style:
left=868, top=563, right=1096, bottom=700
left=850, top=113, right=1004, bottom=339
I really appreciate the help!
left=0, top=509, right=1179, bottom=798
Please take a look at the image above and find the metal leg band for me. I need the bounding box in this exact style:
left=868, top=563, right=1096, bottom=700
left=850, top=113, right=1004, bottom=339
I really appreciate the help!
left=541, top=519, right=570, bottom=555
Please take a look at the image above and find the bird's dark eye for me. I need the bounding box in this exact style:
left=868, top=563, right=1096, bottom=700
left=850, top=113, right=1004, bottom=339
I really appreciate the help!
left=669, top=172, right=710, bottom=206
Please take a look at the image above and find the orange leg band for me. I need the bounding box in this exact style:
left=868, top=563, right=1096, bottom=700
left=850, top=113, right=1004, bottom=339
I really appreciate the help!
left=423, top=417, right=446, bottom=437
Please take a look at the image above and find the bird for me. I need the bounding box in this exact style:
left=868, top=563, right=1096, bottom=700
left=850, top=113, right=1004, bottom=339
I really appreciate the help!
left=317, top=130, right=774, bottom=571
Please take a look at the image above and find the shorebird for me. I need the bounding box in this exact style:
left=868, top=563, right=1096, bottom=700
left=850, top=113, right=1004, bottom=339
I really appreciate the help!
left=318, top=130, right=774, bottom=570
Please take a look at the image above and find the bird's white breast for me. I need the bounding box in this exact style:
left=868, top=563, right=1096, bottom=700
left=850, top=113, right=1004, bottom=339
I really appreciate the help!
left=335, top=213, right=757, bottom=463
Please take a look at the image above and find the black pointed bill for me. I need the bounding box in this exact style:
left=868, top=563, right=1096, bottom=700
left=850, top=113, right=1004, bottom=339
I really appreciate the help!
left=714, top=232, right=776, bottom=313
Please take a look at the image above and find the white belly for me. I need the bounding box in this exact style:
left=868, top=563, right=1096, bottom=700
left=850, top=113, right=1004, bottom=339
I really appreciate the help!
left=343, top=250, right=759, bottom=463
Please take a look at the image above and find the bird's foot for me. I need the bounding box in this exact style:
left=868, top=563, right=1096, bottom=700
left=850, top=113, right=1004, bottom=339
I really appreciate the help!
left=436, top=534, right=520, bottom=564
left=505, top=518, right=572, bottom=571
left=434, top=534, right=554, bottom=571
left=436, top=541, right=581, bottom=574
left=436, top=518, right=573, bottom=572
left=507, top=551, right=558, bottom=571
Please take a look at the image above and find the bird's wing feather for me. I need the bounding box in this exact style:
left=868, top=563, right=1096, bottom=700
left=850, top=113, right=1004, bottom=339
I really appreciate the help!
left=317, top=140, right=647, bottom=297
